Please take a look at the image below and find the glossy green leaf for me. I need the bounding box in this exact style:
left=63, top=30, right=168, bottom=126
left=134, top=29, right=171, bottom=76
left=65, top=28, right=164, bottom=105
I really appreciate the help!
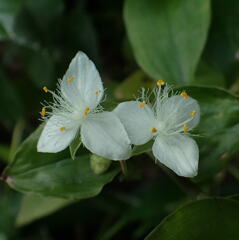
left=145, top=198, right=239, bottom=240
left=124, top=0, right=210, bottom=84
left=3, top=126, right=120, bottom=199
left=16, top=194, right=73, bottom=227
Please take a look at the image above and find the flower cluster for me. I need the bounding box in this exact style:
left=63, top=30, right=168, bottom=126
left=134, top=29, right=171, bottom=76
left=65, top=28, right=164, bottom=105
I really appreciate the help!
left=38, top=52, right=200, bottom=177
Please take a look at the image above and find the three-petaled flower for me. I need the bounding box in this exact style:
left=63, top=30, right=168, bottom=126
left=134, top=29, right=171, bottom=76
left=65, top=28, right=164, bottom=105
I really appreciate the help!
left=114, top=83, right=200, bottom=177
left=37, top=52, right=131, bottom=160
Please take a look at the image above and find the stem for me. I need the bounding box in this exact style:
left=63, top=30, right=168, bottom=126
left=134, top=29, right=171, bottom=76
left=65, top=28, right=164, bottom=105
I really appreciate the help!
left=119, top=160, right=128, bottom=176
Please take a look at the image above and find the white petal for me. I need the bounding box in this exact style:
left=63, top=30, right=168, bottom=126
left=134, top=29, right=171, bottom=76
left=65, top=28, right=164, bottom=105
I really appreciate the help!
left=81, top=112, right=131, bottom=160
left=61, top=52, right=103, bottom=110
left=37, top=115, right=79, bottom=153
left=114, top=101, right=156, bottom=145
left=152, top=134, right=199, bottom=177
left=156, top=95, right=200, bottom=133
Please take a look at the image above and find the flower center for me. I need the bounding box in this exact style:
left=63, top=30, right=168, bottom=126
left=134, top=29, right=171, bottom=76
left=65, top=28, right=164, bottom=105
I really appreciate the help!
left=151, top=127, right=158, bottom=133
left=84, top=107, right=90, bottom=116
left=139, top=101, right=147, bottom=108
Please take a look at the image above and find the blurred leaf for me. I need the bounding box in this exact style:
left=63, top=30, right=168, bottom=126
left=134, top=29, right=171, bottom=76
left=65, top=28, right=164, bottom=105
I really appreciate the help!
left=124, top=0, right=210, bottom=84
left=97, top=178, right=186, bottom=240
left=16, top=194, right=73, bottom=227
left=25, top=49, right=55, bottom=88
left=3, top=126, right=120, bottom=199
left=115, top=70, right=153, bottom=100
left=0, top=183, right=21, bottom=238
left=0, top=70, right=24, bottom=128
left=0, top=145, right=10, bottom=163
left=205, top=0, right=239, bottom=81
left=145, top=198, right=239, bottom=240
left=0, top=0, right=22, bottom=39
left=194, top=61, right=226, bottom=87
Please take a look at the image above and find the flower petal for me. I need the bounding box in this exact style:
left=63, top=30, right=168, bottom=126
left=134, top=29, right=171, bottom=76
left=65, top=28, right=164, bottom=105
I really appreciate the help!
left=37, top=115, right=79, bottom=153
left=114, top=101, right=156, bottom=145
left=61, top=52, right=103, bottom=110
left=156, top=95, right=200, bottom=133
left=81, top=112, right=131, bottom=160
left=152, top=134, right=199, bottom=177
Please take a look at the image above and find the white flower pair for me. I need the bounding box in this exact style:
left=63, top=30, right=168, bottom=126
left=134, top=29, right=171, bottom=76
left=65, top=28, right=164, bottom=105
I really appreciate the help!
left=37, top=52, right=200, bottom=177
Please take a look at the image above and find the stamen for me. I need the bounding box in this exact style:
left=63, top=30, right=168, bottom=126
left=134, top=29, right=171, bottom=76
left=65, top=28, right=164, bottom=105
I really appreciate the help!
left=151, top=127, right=158, bottom=133
left=157, top=80, right=165, bottom=86
left=95, top=90, right=101, bottom=94
left=60, top=127, right=65, bottom=131
left=139, top=100, right=147, bottom=108
left=180, top=91, right=189, bottom=99
left=43, top=86, right=48, bottom=93
left=40, top=107, right=46, bottom=117
left=84, top=107, right=90, bottom=115
left=183, top=124, right=189, bottom=132
left=67, top=76, right=75, bottom=83
left=190, top=110, right=197, bottom=116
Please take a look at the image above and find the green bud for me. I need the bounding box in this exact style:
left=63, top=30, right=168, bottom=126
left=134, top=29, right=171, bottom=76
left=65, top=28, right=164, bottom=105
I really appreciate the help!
left=90, top=154, right=111, bottom=175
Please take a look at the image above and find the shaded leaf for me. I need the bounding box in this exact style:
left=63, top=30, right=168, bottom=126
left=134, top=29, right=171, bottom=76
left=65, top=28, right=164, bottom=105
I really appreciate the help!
left=16, top=194, right=73, bottom=227
left=145, top=198, right=239, bottom=240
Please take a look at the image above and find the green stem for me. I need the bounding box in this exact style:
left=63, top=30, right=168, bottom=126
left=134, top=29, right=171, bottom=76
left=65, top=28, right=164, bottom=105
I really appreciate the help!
left=119, top=160, right=128, bottom=176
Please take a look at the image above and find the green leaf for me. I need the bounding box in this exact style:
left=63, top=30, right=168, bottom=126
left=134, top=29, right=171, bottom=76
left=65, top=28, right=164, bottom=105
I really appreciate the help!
left=3, top=126, right=120, bottom=199
left=194, top=61, right=226, bottom=87
left=145, top=198, right=239, bottom=240
left=69, top=132, right=82, bottom=160
left=0, top=70, right=24, bottom=128
left=16, top=194, right=73, bottom=227
left=124, top=0, right=210, bottom=84
left=0, top=0, right=23, bottom=39
left=0, top=183, right=21, bottom=238
left=25, top=49, right=55, bottom=88
left=205, top=0, right=239, bottom=79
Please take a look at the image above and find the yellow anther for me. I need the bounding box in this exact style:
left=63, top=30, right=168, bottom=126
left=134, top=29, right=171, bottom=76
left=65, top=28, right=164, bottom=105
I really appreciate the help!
left=40, top=107, right=46, bottom=117
left=157, top=80, right=165, bottom=86
left=190, top=110, right=197, bottom=116
left=67, top=76, right=75, bottom=83
left=183, top=124, right=189, bottom=132
left=151, top=127, right=158, bottom=133
left=43, top=86, right=48, bottom=93
left=95, top=90, right=101, bottom=94
left=84, top=107, right=90, bottom=115
left=139, top=101, right=147, bottom=108
left=60, top=127, right=65, bottom=131
left=180, top=91, right=189, bottom=99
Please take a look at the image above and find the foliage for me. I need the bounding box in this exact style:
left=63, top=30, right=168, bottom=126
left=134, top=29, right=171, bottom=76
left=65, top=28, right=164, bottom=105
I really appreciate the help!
left=0, top=0, right=239, bottom=239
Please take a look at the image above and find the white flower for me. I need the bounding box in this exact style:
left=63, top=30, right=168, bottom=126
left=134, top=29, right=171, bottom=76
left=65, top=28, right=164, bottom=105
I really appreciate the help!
left=37, top=52, right=131, bottom=160
left=114, top=82, right=200, bottom=177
